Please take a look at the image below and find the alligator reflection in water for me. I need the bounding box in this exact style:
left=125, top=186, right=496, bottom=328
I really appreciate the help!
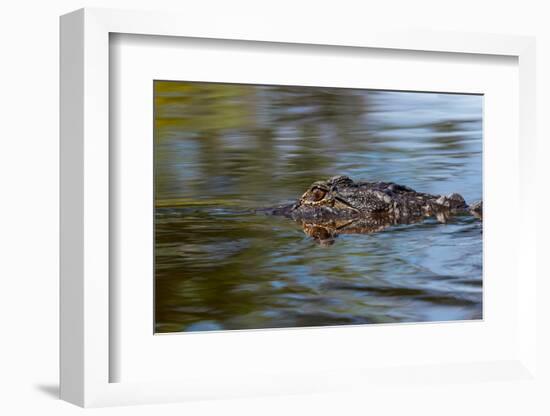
left=263, top=175, right=482, bottom=245
left=299, top=216, right=426, bottom=246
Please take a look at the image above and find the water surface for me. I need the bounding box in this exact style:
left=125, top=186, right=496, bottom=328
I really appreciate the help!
left=154, top=82, right=482, bottom=333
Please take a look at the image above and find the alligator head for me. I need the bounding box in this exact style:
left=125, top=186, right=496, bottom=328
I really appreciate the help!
left=258, top=175, right=482, bottom=245
left=291, top=176, right=362, bottom=221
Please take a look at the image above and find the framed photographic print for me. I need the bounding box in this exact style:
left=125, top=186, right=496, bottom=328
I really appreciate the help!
left=60, top=8, right=538, bottom=408
left=153, top=80, right=484, bottom=334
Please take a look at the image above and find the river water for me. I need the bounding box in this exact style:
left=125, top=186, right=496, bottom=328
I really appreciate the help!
left=154, top=82, right=483, bottom=333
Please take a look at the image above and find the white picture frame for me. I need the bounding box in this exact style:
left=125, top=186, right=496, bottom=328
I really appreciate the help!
left=60, top=7, right=538, bottom=408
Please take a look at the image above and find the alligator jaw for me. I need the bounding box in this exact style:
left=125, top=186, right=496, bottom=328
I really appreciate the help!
left=289, top=204, right=361, bottom=222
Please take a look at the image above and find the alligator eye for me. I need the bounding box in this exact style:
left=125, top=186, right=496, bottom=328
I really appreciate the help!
left=308, top=187, right=327, bottom=202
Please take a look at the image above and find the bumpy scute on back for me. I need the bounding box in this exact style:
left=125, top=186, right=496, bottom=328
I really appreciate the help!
left=258, top=176, right=482, bottom=244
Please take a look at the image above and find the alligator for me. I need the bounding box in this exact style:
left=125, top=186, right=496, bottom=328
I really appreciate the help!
left=262, top=175, right=482, bottom=245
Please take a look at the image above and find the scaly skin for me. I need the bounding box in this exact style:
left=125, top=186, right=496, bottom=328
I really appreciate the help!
left=261, top=175, right=482, bottom=244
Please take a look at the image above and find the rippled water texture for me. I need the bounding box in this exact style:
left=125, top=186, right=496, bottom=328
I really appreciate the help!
left=154, top=82, right=482, bottom=333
